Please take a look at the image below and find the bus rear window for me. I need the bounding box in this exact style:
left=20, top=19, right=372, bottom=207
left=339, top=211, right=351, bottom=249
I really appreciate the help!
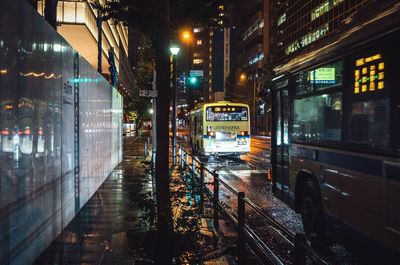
left=206, top=106, right=248, bottom=121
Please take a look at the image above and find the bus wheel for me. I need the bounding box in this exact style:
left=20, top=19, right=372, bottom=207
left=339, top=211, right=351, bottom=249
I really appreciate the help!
left=301, top=180, right=324, bottom=246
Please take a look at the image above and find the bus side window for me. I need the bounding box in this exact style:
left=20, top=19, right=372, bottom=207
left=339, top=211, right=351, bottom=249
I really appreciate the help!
left=348, top=99, right=390, bottom=148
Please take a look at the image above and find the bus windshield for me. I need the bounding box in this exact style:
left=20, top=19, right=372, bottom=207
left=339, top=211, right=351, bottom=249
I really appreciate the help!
left=206, top=106, right=248, bottom=121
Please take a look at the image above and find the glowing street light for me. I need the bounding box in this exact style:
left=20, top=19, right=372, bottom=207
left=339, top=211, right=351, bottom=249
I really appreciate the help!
left=180, top=29, right=193, bottom=45
left=170, top=46, right=180, bottom=165
left=240, top=73, right=247, bottom=82
left=170, top=46, right=180, bottom=56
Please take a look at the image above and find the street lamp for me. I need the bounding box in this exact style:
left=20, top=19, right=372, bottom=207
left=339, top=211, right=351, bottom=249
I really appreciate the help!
left=179, top=29, right=193, bottom=45
left=170, top=46, right=180, bottom=165
left=240, top=73, right=247, bottom=82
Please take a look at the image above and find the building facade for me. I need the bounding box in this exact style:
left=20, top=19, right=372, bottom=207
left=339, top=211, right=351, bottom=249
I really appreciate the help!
left=234, top=0, right=271, bottom=135
left=271, top=0, right=384, bottom=65
left=36, top=0, right=132, bottom=97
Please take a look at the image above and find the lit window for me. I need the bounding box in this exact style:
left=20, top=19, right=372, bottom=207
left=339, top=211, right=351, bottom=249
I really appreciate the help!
left=285, top=24, right=329, bottom=55
left=277, top=13, right=286, bottom=26
left=193, top=59, right=204, bottom=64
left=242, top=19, right=264, bottom=41
left=193, top=53, right=200, bottom=57
left=311, top=0, right=344, bottom=21
left=193, top=28, right=203, bottom=33
left=196, top=40, right=202, bottom=45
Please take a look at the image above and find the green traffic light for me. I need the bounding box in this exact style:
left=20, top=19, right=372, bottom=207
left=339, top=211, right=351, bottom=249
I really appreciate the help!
left=190, top=77, right=198, bottom=84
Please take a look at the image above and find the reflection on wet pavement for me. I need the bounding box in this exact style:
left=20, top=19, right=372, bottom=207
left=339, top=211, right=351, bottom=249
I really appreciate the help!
left=34, top=137, right=155, bottom=265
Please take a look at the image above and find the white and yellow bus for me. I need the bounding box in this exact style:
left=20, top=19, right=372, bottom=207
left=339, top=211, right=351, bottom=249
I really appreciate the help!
left=190, top=101, right=250, bottom=155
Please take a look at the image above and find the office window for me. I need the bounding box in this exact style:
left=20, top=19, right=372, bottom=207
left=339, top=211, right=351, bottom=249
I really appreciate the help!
left=277, top=13, right=286, bottom=26
left=196, top=40, right=202, bottom=45
left=193, top=59, right=204, bottom=64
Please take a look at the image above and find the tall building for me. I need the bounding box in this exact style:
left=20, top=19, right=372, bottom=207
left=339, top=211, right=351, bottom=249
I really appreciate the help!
left=271, top=0, right=389, bottom=65
left=36, top=0, right=132, bottom=97
left=234, top=0, right=271, bottom=134
left=191, top=26, right=208, bottom=103
left=207, top=2, right=235, bottom=102
left=210, top=27, right=236, bottom=102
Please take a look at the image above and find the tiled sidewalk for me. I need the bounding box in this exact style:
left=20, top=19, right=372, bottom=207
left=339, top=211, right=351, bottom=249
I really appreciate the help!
left=34, top=136, right=155, bottom=265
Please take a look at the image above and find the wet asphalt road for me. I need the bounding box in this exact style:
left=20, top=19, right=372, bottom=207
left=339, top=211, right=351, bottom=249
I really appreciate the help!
left=176, top=128, right=366, bottom=264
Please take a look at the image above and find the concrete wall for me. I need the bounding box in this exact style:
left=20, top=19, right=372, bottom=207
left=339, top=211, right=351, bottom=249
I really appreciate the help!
left=0, top=1, right=122, bottom=264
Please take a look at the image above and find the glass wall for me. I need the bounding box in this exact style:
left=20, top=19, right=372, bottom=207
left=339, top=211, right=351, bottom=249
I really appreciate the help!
left=0, top=1, right=122, bottom=264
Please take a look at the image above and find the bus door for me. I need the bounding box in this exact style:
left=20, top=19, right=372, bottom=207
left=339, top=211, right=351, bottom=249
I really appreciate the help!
left=272, top=85, right=290, bottom=204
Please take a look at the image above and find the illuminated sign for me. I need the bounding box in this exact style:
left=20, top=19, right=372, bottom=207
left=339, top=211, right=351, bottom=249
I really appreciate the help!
left=309, top=67, right=335, bottom=84
left=354, top=54, right=384, bottom=94
left=212, top=106, right=240, bottom=113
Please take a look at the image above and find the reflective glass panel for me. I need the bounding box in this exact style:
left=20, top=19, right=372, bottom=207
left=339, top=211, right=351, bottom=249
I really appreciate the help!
left=293, top=93, right=342, bottom=142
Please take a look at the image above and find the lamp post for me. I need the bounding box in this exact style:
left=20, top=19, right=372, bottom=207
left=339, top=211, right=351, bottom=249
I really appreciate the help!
left=170, top=46, right=180, bottom=165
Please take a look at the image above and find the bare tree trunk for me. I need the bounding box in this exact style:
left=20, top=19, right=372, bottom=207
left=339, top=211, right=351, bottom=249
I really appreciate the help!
left=154, top=0, right=173, bottom=264
left=44, top=0, right=58, bottom=29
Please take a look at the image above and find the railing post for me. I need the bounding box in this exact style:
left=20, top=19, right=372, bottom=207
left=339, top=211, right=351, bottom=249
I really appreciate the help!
left=200, top=163, right=205, bottom=215
left=179, top=145, right=181, bottom=166
left=186, top=152, right=189, bottom=170
left=192, top=157, right=196, bottom=175
left=238, top=192, right=246, bottom=264
left=179, top=147, right=183, bottom=167
left=182, top=150, right=186, bottom=169
left=213, top=173, right=219, bottom=232
left=294, top=233, right=306, bottom=265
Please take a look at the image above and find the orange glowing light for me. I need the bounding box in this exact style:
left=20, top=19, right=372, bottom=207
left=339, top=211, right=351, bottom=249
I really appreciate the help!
left=179, top=29, right=193, bottom=45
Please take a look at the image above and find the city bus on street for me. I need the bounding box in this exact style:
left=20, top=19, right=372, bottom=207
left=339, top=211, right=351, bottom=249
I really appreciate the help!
left=190, top=101, right=250, bottom=156
left=270, top=3, right=400, bottom=258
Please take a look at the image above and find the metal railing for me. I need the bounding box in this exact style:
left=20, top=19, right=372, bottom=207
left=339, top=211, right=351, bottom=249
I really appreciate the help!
left=177, top=145, right=330, bottom=265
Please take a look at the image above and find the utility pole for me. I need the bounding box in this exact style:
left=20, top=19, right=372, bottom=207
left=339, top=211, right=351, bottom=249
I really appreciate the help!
left=154, top=0, right=173, bottom=263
